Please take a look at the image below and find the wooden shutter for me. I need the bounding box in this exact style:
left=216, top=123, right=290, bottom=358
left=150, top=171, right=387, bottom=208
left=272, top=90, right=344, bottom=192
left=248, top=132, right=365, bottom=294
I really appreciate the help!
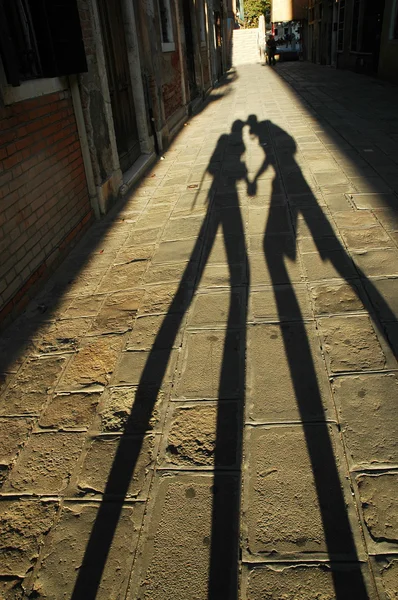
left=42, top=0, right=88, bottom=76
left=0, top=0, right=21, bottom=86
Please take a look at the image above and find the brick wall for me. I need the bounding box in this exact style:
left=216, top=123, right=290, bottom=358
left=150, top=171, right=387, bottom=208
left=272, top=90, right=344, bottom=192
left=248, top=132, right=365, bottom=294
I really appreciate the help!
left=0, top=90, right=93, bottom=325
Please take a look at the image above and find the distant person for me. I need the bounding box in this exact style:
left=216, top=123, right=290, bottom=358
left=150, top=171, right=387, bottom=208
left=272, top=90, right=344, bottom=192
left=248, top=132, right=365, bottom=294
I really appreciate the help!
left=266, top=35, right=277, bottom=66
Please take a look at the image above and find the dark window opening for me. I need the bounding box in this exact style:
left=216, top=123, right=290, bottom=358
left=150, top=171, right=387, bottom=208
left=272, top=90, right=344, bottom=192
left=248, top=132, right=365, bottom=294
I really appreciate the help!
left=0, top=0, right=87, bottom=87
left=159, top=0, right=171, bottom=43
left=337, top=0, right=345, bottom=51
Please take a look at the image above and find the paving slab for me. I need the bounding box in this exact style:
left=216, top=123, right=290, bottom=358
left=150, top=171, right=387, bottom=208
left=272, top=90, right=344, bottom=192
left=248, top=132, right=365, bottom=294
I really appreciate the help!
left=332, top=373, right=398, bottom=469
left=160, top=401, right=239, bottom=469
left=0, top=499, right=58, bottom=578
left=371, top=556, right=398, bottom=600
left=39, top=391, right=102, bottom=430
left=76, top=434, right=156, bottom=498
left=176, top=328, right=243, bottom=399
left=59, top=335, right=124, bottom=391
left=98, top=386, right=165, bottom=434
left=356, top=473, right=398, bottom=552
left=309, top=280, right=365, bottom=314
left=243, top=563, right=376, bottom=600
left=243, top=425, right=362, bottom=560
left=247, top=322, right=333, bottom=423
left=129, top=473, right=238, bottom=600
left=4, top=432, right=85, bottom=494
left=31, top=502, right=144, bottom=600
left=0, top=357, right=67, bottom=416
left=317, top=315, right=392, bottom=373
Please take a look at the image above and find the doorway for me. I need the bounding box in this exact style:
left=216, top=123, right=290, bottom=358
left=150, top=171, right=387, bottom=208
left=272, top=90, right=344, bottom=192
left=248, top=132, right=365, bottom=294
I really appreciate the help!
left=97, top=0, right=140, bottom=172
left=182, top=0, right=197, bottom=100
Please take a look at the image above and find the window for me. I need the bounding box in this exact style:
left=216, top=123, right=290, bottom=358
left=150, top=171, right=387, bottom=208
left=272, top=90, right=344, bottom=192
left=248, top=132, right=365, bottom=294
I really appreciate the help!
left=351, top=0, right=361, bottom=50
left=392, top=0, right=398, bottom=38
left=158, top=0, right=175, bottom=51
left=350, top=0, right=385, bottom=52
left=198, top=0, right=206, bottom=43
left=337, top=0, right=345, bottom=51
left=0, top=0, right=87, bottom=87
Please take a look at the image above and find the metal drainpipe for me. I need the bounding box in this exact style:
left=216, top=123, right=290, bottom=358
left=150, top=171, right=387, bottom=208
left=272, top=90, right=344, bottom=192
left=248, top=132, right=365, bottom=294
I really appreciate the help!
left=69, top=74, right=100, bottom=220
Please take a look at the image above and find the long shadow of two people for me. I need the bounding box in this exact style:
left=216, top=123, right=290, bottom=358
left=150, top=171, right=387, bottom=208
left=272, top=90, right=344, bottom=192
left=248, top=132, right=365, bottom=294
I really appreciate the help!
left=72, top=117, right=396, bottom=600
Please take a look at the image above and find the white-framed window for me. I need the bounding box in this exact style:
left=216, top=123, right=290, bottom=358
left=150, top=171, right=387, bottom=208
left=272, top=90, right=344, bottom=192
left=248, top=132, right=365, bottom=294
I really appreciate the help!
left=158, top=0, right=175, bottom=52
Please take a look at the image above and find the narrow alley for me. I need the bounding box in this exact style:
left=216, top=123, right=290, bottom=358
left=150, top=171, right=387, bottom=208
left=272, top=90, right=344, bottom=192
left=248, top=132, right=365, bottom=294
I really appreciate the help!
left=1, top=60, right=398, bottom=599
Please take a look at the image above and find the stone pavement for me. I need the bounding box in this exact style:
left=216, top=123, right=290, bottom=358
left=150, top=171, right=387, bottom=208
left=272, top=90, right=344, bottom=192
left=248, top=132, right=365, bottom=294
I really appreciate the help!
left=0, top=62, right=398, bottom=599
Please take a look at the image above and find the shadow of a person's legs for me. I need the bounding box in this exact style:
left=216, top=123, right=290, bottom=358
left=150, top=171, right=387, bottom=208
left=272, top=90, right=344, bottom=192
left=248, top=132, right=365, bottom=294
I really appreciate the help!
left=71, top=121, right=249, bottom=600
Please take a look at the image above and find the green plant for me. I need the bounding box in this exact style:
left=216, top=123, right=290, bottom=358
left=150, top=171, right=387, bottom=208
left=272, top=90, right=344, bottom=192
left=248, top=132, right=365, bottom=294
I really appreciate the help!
left=244, top=0, right=271, bottom=28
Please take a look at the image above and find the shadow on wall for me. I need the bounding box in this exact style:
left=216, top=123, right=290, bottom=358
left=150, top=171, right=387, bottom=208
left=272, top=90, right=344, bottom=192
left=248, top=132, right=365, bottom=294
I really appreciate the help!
left=70, top=115, right=397, bottom=599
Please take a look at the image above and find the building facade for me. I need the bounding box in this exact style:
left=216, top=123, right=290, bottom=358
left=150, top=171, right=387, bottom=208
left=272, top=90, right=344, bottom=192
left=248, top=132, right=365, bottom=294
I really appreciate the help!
left=0, top=0, right=232, bottom=327
left=304, top=0, right=398, bottom=83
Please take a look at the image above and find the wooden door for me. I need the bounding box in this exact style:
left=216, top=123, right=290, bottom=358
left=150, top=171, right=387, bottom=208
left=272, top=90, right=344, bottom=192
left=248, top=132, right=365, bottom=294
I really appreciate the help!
left=97, top=0, right=140, bottom=172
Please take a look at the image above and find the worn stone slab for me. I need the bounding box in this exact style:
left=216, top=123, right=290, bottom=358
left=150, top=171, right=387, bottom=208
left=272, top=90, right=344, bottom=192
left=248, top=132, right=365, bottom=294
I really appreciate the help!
left=77, top=434, right=155, bottom=498
left=310, top=281, right=365, bottom=314
left=349, top=178, right=392, bottom=194
left=249, top=233, right=296, bottom=255
left=31, top=502, right=144, bottom=599
left=250, top=284, right=311, bottom=321
left=112, top=349, right=177, bottom=387
left=176, top=330, right=243, bottom=399
left=4, top=432, right=84, bottom=494
left=298, top=235, right=343, bottom=254
left=0, top=357, right=67, bottom=416
left=162, top=401, right=238, bottom=468
left=130, top=473, right=238, bottom=600
left=357, top=473, right=398, bottom=547
left=243, top=425, right=360, bottom=559
left=351, top=194, right=398, bottom=210
left=114, top=246, right=155, bottom=265
left=188, top=289, right=246, bottom=328
left=144, top=261, right=197, bottom=286
left=244, top=563, right=376, bottom=600
left=250, top=253, right=304, bottom=286
left=301, top=250, right=357, bottom=281
left=0, top=499, right=57, bottom=577
left=364, top=277, right=398, bottom=320
left=332, top=210, right=380, bottom=229
left=30, top=318, right=92, bottom=354
left=332, top=373, right=398, bottom=468
left=372, top=556, right=398, bottom=600
left=0, top=578, right=25, bottom=599
left=373, top=209, right=398, bottom=232
left=340, top=226, right=393, bottom=250
left=152, top=239, right=198, bottom=264
left=39, top=391, right=102, bottom=430
left=353, top=249, right=398, bottom=278
left=163, top=215, right=205, bottom=241
left=200, top=262, right=247, bottom=287
left=249, top=207, right=291, bottom=235
left=59, top=335, right=123, bottom=391
left=97, top=261, right=147, bottom=293
left=63, top=294, right=105, bottom=318
left=139, top=283, right=193, bottom=315
left=205, top=233, right=247, bottom=265
left=89, top=291, right=144, bottom=334
left=318, top=315, right=388, bottom=373
left=247, top=322, right=332, bottom=423
left=99, top=387, right=165, bottom=433
left=125, top=227, right=161, bottom=247
left=126, top=314, right=183, bottom=350
left=57, top=268, right=106, bottom=297
left=0, top=418, right=32, bottom=485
